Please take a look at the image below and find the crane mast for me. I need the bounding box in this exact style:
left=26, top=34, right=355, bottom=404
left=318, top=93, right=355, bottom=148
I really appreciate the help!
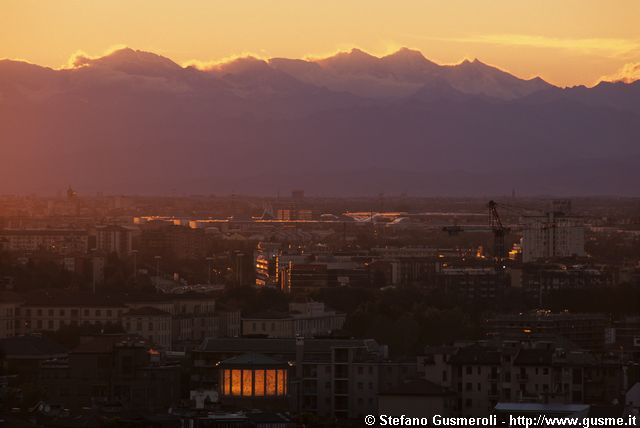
left=442, top=200, right=511, bottom=264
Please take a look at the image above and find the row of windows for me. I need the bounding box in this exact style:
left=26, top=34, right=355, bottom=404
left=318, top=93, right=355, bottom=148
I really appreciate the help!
left=24, top=319, right=113, bottom=330
left=221, top=369, right=287, bottom=397
left=125, top=321, right=170, bottom=331
left=19, top=308, right=123, bottom=317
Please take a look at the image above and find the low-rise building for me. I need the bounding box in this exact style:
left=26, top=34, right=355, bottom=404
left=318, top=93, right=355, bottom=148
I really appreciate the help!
left=419, top=339, right=626, bottom=417
left=122, top=307, right=172, bottom=349
left=7, top=290, right=216, bottom=351
left=242, top=301, right=345, bottom=338
left=40, top=335, right=181, bottom=412
left=0, top=291, right=23, bottom=339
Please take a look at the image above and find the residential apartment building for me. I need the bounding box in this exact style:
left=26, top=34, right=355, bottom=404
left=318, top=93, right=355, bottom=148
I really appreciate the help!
left=486, top=310, right=608, bottom=351
left=242, top=300, right=346, bottom=338
left=95, top=225, right=134, bottom=258
left=419, top=340, right=625, bottom=417
left=122, top=307, right=173, bottom=349
left=521, top=200, right=585, bottom=263
left=0, top=291, right=23, bottom=339
left=0, top=229, right=89, bottom=255
left=39, top=335, right=181, bottom=412
left=7, top=291, right=215, bottom=350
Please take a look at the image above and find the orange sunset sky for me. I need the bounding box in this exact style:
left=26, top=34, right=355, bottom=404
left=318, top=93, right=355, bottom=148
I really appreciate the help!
left=2, top=0, right=639, bottom=87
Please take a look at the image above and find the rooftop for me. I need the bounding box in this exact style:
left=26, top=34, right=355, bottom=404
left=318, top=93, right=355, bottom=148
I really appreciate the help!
left=198, top=337, right=380, bottom=357
left=218, top=353, right=288, bottom=367
left=380, top=379, right=455, bottom=397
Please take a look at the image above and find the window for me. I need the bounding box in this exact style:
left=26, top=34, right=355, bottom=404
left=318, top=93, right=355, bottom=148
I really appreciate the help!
left=465, top=382, right=472, bottom=391
left=466, top=366, right=472, bottom=375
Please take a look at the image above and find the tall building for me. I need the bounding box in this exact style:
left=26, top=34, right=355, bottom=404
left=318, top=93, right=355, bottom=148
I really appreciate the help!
left=95, top=225, right=134, bottom=258
left=521, top=200, right=585, bottom=263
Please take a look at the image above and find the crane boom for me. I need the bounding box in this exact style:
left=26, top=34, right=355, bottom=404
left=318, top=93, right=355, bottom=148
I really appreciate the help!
left=442, top=200, right=510, bottom=262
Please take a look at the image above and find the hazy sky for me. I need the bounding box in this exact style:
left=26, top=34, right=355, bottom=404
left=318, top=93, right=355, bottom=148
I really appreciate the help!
left=2, top=0, right=639, bottom=86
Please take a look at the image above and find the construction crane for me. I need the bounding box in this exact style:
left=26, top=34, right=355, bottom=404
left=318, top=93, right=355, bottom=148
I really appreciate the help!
left=442, top=200, right=511, bottom=263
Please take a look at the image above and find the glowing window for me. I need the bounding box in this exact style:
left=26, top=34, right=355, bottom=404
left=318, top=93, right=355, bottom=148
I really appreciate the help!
left=224, top=369, right=231, bottom=395
left=242, top=370, right=253, bottom=397
left=277, top=369, right=286, bottom=396
left=254, top=369, right=265, bottom=396
left=266, top=369, right=276, bottom=396
left=231, top=369, right=241, bottom=396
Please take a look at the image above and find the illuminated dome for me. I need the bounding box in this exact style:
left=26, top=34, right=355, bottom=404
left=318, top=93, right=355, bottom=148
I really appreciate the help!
left=218, top=353, right=289, bottom=400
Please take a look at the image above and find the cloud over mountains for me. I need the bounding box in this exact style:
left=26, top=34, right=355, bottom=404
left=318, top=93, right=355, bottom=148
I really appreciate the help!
left=0, top=47, right=639, bottom=196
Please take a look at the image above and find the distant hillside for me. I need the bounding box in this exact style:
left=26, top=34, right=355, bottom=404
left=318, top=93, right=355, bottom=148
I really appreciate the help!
left=0, top=47, right=638, bottom=196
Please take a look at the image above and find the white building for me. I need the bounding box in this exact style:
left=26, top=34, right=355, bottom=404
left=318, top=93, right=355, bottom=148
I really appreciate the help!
left=521, top=200, right=585, bottom=263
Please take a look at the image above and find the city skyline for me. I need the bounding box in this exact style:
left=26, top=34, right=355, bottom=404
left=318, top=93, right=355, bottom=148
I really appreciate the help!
left=2, top=2, right=640, bottom=426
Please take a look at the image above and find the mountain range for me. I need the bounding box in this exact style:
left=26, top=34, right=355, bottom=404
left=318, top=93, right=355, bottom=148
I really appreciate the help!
left=0, top=47, right=638, bottom=196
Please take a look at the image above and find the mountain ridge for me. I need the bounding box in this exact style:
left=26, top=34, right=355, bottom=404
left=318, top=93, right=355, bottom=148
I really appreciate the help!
left=0, top=47, right=639, bottom=196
